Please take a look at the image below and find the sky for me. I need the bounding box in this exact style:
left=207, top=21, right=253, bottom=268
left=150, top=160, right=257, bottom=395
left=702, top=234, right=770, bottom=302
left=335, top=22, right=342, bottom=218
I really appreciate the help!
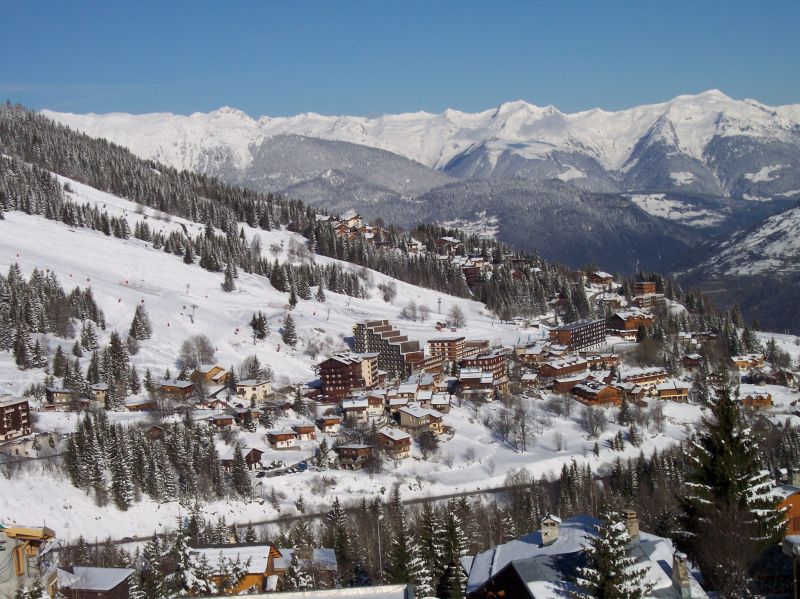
left=1, top=0, right=799, bottom=117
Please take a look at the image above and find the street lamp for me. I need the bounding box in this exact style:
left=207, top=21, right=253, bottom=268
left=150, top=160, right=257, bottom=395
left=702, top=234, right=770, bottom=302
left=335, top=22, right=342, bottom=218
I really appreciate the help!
left=377, top=514, right=384, bottom=582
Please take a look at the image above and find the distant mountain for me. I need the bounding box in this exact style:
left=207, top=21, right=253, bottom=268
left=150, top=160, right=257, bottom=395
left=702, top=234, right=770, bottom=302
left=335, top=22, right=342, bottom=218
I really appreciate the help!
left=43, top=91, right=800, bottom=281
left=677, top=203, right=800, bottom=333
left=46, top=90, right=800, bottom=201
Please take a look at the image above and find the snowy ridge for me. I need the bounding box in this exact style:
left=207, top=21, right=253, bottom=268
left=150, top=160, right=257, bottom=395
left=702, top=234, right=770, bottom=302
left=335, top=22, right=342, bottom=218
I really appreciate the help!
left=44, top=90, right=800, bottom=172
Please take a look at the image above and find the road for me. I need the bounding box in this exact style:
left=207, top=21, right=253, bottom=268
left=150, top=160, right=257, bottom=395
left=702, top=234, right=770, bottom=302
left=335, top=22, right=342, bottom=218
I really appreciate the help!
left=90, top=481, right=534, bottom=547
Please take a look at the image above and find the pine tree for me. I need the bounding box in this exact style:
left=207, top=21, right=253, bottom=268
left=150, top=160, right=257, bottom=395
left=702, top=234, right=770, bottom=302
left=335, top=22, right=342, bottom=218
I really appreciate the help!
left=571, top=508, right=653, bottom=599
left=281, top=313, right=298, bottom=347
left=315, top=437, right=330, bottom=469
left=129, top=304, right=152, bottom=340
left=222, top=263, right=236, bottom=292
left=81, top=322, right=98, bottom=351
left=231, top=444, right=252, bottom=497
left=72, top=339, right=83, bottom=357
left=679, top=384, right=784, bottom=593
left=315, top=285, right=326, bottom=302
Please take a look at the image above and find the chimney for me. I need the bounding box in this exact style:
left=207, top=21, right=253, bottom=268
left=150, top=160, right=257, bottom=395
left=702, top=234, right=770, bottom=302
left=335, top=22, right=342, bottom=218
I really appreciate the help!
left=624, top=509, right=639, bottom=541
left=672, top=552, right=692, bottom=599
left=540, top=515, right=561, bottom=546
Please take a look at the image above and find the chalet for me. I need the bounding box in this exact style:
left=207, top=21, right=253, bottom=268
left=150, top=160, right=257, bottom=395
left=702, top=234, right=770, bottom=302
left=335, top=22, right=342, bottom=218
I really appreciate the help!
left=58, top=566, right=134, bottom=599
left=520, top=373, right=538, bottom=388
left=273, top=547, right=339, bottom=588
left=189, top=544, right=282, bottom=594
left=462, top=265, right=482, bottom=286
left=146, top=425, right=165, bottom=441
left=89, top=383, right=109, bottom=403
left=335, top=444, right=374, bottom=470
left=633, top=281, right=657, bottom=296
left=538, top=357, right=588, bottom=382
left=613, top=382, right=647, bottom=403
left=377, top=426, right=412, bottom=460
left=191, top=364, right=230, bottom=385
left=548, top=318, right=606, bottom=351
left=208, top=413, right=235, bottom=430
left=656, top=380, right=690, bottom=402
left=431, top=392, right=452, bottom=414
left=435, top=236, right=462, bottom=256
left=292, top=423, right=317, bottom=441
left=406, top=372, right=437, bottom=390
left=198, top=397, right=232, bottom=411
left=588, top=271, right=614, bottom=285
left=730, top=354, right=765, bottom=374
left=742, top=392, right=773, bottom=411
left=316, top=415, right=342, bottom=435
left=0, top=397, right=31, bottom=441
left=518, top=341, right=551, bottom=366
left=367, top=393, right=385, bottom=417
left=572, top=381, right=622, bottom=406
left=236, top=379, right=272, bottom=403
left=396, top=383, right=418, bottom=400
left=779, top=489, right=800, bottom=536
left=319, top=352, right=379, bottom=399
left=44, top=387, right=75, bottom=411
left=124, top=397, right=157, bottom=412
left=631, top=293, right=665, bottom=310
left=621, top=368, right=667, bottom=391
left=341, top=398, right=369, bottom=424
left=387, top=396, right=410, bottom=414
left=457, top=367, right=496, bottom=401
left=682, top=353, right=704, bottom=372
left=0, top=524, right=59, bottom=597
left=232, top=406, right=261, bottom=426
left=598, top=296, right=623, bottom=311
left=606, top=310, right=654, bottom=334
left=553, top=373, right=590, bottom=394
left=463, top=514, right=710, bottom=599
left=339, top=209, right=363, bottom=229
left=159, top=379, right=194, bottom=400
left=404, top=238, right=425, bottom=253
left=399, top=404, right=444, bottom=436
left=416, top=389, right=433, bottom=408
left=267, top=430, right=299, bottom=449
left=582, top=353, right=619, bottom=370
left=221, top=446, right=264, bottom=471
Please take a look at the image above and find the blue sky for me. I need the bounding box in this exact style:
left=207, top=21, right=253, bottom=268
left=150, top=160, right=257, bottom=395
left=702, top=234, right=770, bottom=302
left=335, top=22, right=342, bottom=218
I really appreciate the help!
left=1, top=0, right=798, bottom=116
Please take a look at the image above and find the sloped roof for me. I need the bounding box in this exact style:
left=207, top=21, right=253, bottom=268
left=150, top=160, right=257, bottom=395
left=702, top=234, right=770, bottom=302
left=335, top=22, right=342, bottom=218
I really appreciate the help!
left=58, top=567, right=134, bottom=591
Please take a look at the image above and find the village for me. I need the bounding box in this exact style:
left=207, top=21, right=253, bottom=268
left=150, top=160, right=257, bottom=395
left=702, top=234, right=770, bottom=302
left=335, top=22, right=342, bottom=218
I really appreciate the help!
left=3, top=211, right=800, bottom=598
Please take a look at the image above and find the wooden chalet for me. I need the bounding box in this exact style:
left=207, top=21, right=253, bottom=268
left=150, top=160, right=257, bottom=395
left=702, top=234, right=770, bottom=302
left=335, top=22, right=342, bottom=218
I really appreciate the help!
left=191, top=364, right=230, bottom=385
left=44, top=387, right=75, bottom=411
left=292, top=423, right=317, bottom=440
left=188, top=544, right=283, bottom=593
left=571, top=381, right=622, bottom=406
left=335, top=444, right=374, bottom=470
left=159, top=379, right=194, bottom=400
left=267, top=430, right=299, bottom=449
left=377, top=426, right=412, bottom=460
left=316, top=415, right=342, bottom=435
left=742, top=392, right=773, bottom=411
left=57, top=566, right=134, bottom=599
left=221, top=446, right=264, bottom=471
left=656, top=381, right=690, bottom=402
left=399, top=404, right=444, bottom=435
left=681, top=353, right=703, bottom=372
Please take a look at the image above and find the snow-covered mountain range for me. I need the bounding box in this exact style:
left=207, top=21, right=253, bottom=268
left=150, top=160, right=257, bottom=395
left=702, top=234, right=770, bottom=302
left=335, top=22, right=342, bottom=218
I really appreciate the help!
left=41, top=92, right=800, bottom=320
left=44, top=90, right=800, bottom=199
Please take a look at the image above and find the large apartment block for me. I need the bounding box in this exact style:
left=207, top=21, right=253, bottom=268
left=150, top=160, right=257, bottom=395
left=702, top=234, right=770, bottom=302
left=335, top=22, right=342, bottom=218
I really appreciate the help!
left=548, top=318, right=606, bottom=351
left=319, top=352, right=379, bottom=399
left=427, top=336, right=466, bottom=362
left=0, top=397, right=31, bottom=441
left=353, top=320, right=424, bottom=377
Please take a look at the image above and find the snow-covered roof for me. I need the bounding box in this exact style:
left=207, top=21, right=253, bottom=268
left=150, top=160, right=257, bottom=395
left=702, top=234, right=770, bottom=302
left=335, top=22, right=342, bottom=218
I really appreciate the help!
left=58, top=567, right=134, bottom=591
left=275, top=547, right=338, bottom=571
left=342, top=398, right=368, bottom=409
left=190, top=544, right=271, bottom=575
left=261, top=584, right=411, bottom=598
left=378, top=426, right=411, bottom=442
left=466, top=515, right=709, bottom=598
left=397, top=384, right=418, bottom=394
left=161, top=379, right=193, bottom=388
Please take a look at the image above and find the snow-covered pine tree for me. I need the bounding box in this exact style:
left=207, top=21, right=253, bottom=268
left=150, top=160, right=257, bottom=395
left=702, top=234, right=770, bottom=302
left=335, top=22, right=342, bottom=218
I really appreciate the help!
left=129, top=304, right=152, bottom=340
left=231, top=444, right=251, bottom=497
left=679, top=383, right=784, bottom=593
left=281, top=313, right=298, bottom=347
left=283, top=552, right=314, bottom=591
left=571, top=508, right=653, bottom=599
left=222, top=263, right=236, bottom=292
